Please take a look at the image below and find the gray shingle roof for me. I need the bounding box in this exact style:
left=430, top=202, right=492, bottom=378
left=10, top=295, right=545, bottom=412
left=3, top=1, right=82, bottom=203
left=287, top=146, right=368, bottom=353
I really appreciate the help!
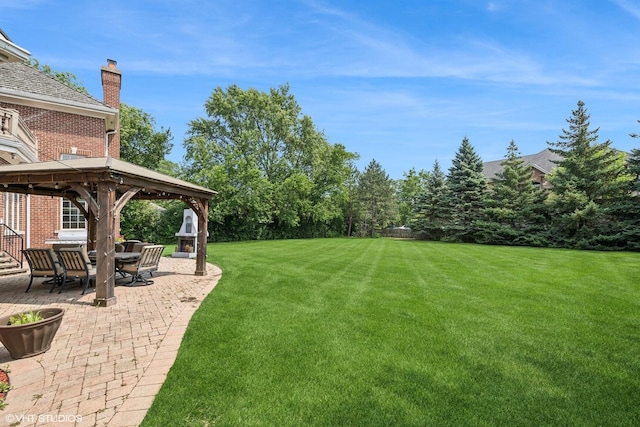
left=482, top=148, right=563, bottom=180
left=0, top=61, right=108, bottom=109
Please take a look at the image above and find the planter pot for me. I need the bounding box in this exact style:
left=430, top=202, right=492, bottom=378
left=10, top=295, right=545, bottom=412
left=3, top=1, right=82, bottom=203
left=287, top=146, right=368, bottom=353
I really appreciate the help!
left=0, top=308, right=65, bottom=359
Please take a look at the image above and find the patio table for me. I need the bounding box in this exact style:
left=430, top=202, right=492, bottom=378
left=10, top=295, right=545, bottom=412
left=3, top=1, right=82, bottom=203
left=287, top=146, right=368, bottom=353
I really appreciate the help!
left=115, top=252, right=141, bottom=261
left=88, top=251, right=141, bottom=265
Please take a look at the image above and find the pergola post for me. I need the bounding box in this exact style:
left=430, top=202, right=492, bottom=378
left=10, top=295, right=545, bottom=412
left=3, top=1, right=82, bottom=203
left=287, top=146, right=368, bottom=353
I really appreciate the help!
left=195, top=200, right=208, bottom=276
left=87, top=208, right=97, bottom=251
left=94, top=181, right=117, bottom=307
left=186, top=198, right=209, bottom=277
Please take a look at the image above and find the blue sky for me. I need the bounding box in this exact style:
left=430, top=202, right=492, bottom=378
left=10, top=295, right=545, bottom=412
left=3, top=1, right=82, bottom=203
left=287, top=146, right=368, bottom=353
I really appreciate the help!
left=3, top=0, right=640, bottom=179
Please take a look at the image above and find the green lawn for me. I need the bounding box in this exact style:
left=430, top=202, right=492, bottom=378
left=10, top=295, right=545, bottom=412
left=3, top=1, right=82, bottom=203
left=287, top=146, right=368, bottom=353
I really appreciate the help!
left=142, top=239, right=640, bottom=426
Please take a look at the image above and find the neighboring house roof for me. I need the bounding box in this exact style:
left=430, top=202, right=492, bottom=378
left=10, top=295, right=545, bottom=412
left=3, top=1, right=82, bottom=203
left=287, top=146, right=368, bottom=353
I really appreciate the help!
left=483, top=148, right=563, bottom=181
left=0, top=61, right=117, bottom=119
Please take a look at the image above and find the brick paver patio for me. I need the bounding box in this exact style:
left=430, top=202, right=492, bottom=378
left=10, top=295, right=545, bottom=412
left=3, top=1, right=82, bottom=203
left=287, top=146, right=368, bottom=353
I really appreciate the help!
left=0, top=257, right=221, bottom=427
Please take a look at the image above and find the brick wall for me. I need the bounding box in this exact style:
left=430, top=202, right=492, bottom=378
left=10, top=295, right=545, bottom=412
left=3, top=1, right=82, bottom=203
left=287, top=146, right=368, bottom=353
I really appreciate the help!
left=0, top=103, right=107, bottom=246
left=2, top=103, right=106, bottom=161
left=29, top=195, right=57, bottom=246
left=1, top=61, right=121, bottom=248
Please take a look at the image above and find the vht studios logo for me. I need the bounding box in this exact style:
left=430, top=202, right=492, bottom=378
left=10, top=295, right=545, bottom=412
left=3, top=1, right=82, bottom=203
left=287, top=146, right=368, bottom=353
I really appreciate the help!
left=6, top=413, right=83, bottom=423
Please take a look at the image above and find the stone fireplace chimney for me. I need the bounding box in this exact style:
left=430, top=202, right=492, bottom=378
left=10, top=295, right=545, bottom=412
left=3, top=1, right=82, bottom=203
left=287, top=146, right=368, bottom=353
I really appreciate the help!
left=172, top=209, right=198, bottom=259
left=101, top=58, right=121, bottom=157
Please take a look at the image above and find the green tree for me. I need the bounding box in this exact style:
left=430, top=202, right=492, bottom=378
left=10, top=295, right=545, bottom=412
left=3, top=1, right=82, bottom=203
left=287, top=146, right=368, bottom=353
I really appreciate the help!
left=546, top=101, right=633, bottom=247
left=444, top=137, right=487, bottom=242
left=356, top=160, right=397, bottom=237
left=606, top=122, right=640, bottom=250
left=118, top=104, right=176, bottom=244
left=303, top=142, right=358, bottom=237
left=183, top=83, right=356, bottom=240
left=28, top=58, right=88, bottom=94
left=120, top=103, right=173, bottom=170
left=396, top=168, right=429, bottom=227
left=478, top=140, right=548, bottom=245
left=343, top=166, right=362, bottom=237
left=156, top=159, right=181, bottom=178
left=614, top=148, right=640, bottom=250
left=412, top=160, right=449, bottom=240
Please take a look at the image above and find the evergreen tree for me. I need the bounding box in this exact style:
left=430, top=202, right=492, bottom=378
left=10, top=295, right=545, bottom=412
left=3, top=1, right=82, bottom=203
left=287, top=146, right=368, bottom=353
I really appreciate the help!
left=445, top=137, right=487, bottom=242
left=607, top=135, right=640, bottom=250
left=478, top=141, right=548, bottom=245
left=413, top=160, right=449, bottom=240
left=546, top=101, right=633, bottom=247
left=617, top=148, right=640, bottom=249
left=625, top=124, right=640, bottom=249
left=357, top=160, right=397, bottom=237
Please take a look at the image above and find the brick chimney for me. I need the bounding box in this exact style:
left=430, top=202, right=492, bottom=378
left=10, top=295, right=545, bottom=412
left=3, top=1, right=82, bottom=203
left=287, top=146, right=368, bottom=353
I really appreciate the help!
left=101, top=59, right=121, bottom=157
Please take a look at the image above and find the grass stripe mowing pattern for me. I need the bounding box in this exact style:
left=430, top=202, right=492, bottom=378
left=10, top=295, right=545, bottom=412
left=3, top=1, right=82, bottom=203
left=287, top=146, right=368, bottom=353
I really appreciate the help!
left=142, top=239, right=640, bottom=426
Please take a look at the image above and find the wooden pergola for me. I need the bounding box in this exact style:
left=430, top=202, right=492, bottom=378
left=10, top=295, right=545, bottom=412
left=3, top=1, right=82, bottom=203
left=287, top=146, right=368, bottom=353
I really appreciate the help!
left=0, top=157, right=217, bottom=307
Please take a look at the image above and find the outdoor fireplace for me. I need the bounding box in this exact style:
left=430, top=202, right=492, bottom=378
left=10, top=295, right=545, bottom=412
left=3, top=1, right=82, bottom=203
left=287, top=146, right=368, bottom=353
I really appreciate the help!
left=172, top=209, right=197, bottom=259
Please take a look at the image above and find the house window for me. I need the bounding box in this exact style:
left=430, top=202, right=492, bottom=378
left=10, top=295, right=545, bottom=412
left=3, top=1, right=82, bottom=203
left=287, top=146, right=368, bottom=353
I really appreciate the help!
left=62, top=199, right=86, bottom=230
left=4, top=192, right=21, bottom=231
left=60, top=153, right=86, bottom=232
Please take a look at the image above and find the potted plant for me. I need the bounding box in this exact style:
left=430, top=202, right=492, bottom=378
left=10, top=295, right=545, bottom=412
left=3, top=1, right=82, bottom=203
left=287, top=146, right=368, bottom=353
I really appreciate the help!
left=0, top=308, right=65, bottom=359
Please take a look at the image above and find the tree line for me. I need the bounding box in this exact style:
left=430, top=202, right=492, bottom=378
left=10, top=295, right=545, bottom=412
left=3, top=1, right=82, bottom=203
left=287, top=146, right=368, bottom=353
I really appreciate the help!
left=174, top=84, right=640, bottom=251
left=177, top=82, right=419, bottom=240
left=40, top=57, right=637, bottom=250
left=125, top=85, right=640, bottom=250
left=411, top=101, right=640, bottom=251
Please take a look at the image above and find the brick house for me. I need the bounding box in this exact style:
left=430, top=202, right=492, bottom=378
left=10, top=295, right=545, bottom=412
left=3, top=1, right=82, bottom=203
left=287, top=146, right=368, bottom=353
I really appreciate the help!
left=482, top=148, right=562, bottom=189
left=0, top=29, right=121, bottom=249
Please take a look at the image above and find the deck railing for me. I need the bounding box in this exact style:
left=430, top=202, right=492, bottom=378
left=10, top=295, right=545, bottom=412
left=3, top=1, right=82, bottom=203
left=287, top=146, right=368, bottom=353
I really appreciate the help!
left=0, top=107, right=38, bottom=162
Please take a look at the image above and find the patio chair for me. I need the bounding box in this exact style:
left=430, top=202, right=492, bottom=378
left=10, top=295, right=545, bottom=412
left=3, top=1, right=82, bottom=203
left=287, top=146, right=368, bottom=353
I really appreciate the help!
left=22, top=248, right=64, bottom=293
left=115, top=241, right=150, bottom=276
left=56, top=247, right=96, bottom=295
left=122, top=240, right=142, bottom=252
left=118, top=245, right=164, bottom=286
left=130, top=242, right=151, bottom=253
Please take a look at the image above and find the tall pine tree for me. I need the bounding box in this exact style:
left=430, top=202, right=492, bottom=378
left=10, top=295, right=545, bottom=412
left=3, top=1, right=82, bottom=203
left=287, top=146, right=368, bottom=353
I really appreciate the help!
left=445, top=137, right=487, bottom=242
left=546, top=101, right=632, bottom=247
left=478, top=140, right=548, bottom=245
left=413, top=160, right=449, bottom=240
left=606, top=119, right=640, bottom=250
left=357, top=160, right=396, bottom=237
left=606, top=148, right=640, bottom=250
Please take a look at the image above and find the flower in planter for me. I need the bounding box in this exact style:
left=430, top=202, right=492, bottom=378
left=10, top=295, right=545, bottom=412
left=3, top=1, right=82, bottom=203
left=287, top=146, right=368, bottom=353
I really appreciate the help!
left=9, top=311, right=42, bottom=326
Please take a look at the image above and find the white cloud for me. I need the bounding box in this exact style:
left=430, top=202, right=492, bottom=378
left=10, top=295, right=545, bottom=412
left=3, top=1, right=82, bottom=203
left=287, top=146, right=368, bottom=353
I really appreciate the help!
left=47, top=0, right=603, bottom=92
left=610, top=0, right=640, bottom=19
